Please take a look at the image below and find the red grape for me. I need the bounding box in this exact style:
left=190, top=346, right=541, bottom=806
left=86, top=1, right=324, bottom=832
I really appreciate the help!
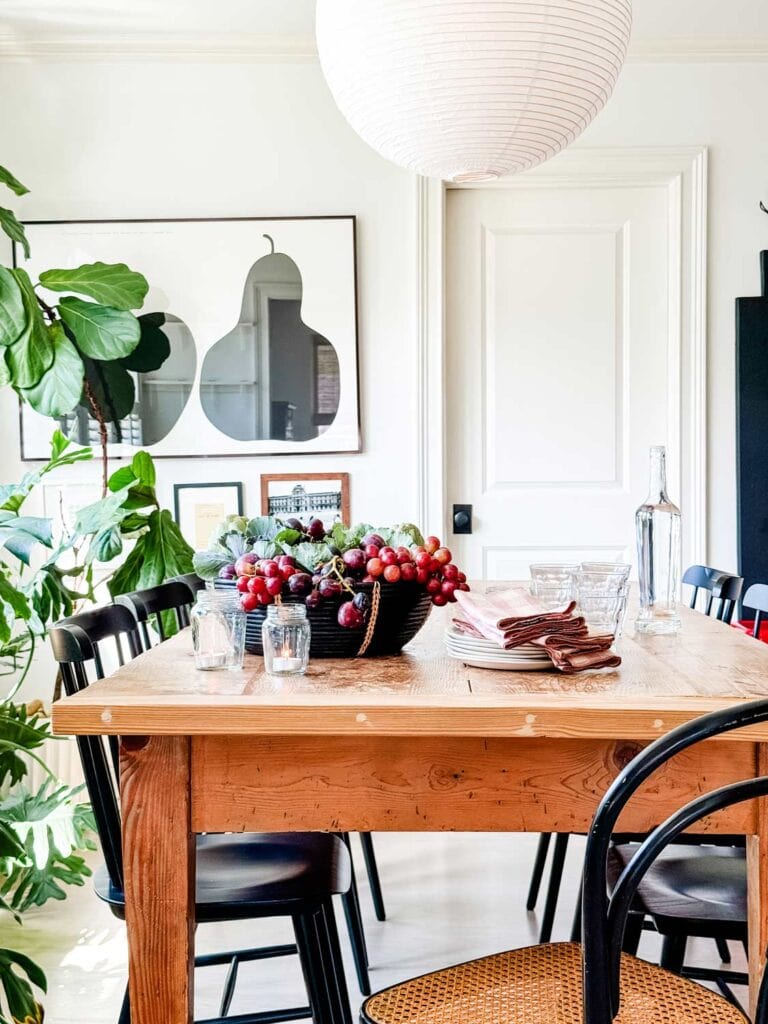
left=425, top=536, right=441, bottom=555
left=280, top=565, right=297, bottom=581
left=429, top=557, right=442, bottom=575
left=442, top=563, right=459, bottom=581
left=318, top=578, right=342, bottom=598
left=415, top=551, right=432, bottom=570
left=379, top=547, right=397, bottom=566
left=235, top=554, right=258, bottom=577
left=307, top=517, right=326, bottom=540
left=343, top=548, right=367, bottom=572
left=416, top=568, right=430, bottom=585
left=441, top=580, right=457, bottom=601
left=257, top=591, right=274, bottom=606
left=338, top=601, right=364, bottom=629
left=305, top=591, right=322, bottom=609
left=426, top=577, right=442, bottom=595
left=458, top=582, right=470, bottom=591
left=363, top=543, right=381, bottom=560
left=383, top=564, right=401, bottom=583
left=366, top=557, right=384, bottom=577
left=240, top=593, right=258, bottom=611
left=400, top=562, right=417, bottom=582
left=394, top=546, right=412, bottom=565
left=265, top=577, right=283, bottom=597
left=248, top=576, right=267, bottom=595
left=457, top=571, right=467, bottom=583
left=431, top=593, right=448, bottom=606
left=361, top=532, right=385, bottom=548
left=236, top=576, right=250, bottom=593
left=361, top=574, right=376, bottom=583
left=262, top=560, right=280, bottom=578
left=434, top=547, right=452, bottom=566
left=288, top=573, right=313, bottom=596
left=277, top=555, right=296, bottom=569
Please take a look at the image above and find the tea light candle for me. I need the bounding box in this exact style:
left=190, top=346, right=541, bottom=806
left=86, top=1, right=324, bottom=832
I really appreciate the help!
left=270, top=656, right=304, bottom=674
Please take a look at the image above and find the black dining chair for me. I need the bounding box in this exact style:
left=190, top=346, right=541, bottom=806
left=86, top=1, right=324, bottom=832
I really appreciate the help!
left=742, top=583, right=768, bottom=639
left=50, top=603, right=355, bottom=1024
left=360, top=697, right=768, bottom=1024
left=114, top=579, right=383, bottom=994
left=682, top=565, right=744, bottom=624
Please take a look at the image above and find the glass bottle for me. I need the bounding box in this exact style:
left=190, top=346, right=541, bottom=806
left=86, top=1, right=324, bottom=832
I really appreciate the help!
left=191, top=590, right=246, bottom=670
left=635, top=445, right=682, bottom=635
left=262, top=603, right=311, bottom=676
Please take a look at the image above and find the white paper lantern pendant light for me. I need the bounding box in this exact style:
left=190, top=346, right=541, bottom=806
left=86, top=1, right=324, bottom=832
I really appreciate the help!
left=316, top=0, right=632, bottom=183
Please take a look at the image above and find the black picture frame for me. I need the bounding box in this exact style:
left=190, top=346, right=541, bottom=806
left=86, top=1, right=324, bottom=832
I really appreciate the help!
left=173, top=481, right=244, bottom=549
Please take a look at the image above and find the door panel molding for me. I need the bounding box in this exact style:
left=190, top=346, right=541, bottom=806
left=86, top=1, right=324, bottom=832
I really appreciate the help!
left=416, top=146, right=708, bottom=563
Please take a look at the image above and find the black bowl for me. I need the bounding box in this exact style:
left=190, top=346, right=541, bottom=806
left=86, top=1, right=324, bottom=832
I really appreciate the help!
left=214, top=577, right=432, bottom=657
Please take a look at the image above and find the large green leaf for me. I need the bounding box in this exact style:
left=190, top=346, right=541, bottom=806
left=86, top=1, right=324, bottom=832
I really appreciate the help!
left=0, top=514, right=53, bottom=565
left=192, top=549, right=231, bottom=580
left=119, top=311, right=170, bottom=372
left=39, top=262, right=149, bottom=311
left=58, top=297, right=140, bottom=359
left=109, top=508, right=194, bottom=625
left=0, top=704, right=48, bottom=790
left=0, top=207, right=29, bottom=259
left=18, top=323, right=84, bottom=418
left=81, top=357, right=135, bottom=424
left=5, top=271, right=52, bottom=389
left=0, top=167, right=29, bottom=198
left=0, top=946, right=45, bottom=1024
left=0, top=268, right=25, bottom=348
left=74, top=486, right=131, bottom=536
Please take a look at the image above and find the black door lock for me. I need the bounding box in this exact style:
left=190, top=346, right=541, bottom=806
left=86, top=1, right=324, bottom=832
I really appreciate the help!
left=453, top=504, right=472, bottom=535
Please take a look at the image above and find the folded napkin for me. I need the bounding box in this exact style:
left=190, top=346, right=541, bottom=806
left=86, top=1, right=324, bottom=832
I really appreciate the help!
left=453, top=586, right=620, bottom=674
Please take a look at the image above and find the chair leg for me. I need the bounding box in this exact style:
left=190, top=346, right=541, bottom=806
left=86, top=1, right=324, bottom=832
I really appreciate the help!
left=622, top=914, right=644, bottom=956
left=538, top=833, right=569, bottom=943
left=359, top=833, right=386, bottom=921
left=118, top=984, right=130, bottom=1024
left=294, top=904, right=352, bottom=1024
left=340, top=883, right=371, bottom=995
left=570, top=868, right=584, bottom=942
left=715, top=936, right=731, bottom=964
left=526, top=833, right=552, bottom=912
left=659, top=934, right=687, bottom=974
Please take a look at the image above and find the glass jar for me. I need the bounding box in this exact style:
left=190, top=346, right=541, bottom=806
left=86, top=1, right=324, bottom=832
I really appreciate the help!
left=635, top=445, right=682, bottom=635
left=262, top=603, right=311, bottom=676
left=191, top=590, right=246, bottom=670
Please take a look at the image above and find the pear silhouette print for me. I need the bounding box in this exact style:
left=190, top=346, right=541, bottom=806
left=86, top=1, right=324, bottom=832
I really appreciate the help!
left=200, top=235, right=340, bottom=442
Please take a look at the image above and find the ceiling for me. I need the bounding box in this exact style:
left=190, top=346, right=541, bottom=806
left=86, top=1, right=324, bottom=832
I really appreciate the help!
left=1, top=0, right=768, bottom=53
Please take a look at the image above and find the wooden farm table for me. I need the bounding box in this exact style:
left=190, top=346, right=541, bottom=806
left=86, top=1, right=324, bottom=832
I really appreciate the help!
left=52, top=596, right=768, bottom=1022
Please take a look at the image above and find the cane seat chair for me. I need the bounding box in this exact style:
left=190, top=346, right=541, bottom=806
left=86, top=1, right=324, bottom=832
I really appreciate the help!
left=362, top=698, right=768, bottom=1024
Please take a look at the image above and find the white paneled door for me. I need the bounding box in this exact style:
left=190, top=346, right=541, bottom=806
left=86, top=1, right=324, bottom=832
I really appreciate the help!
left=445, top=181, right=679, bottom=579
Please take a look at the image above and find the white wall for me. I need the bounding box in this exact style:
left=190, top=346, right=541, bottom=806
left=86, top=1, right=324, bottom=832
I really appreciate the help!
left=2, top=54, right=768, bottom=697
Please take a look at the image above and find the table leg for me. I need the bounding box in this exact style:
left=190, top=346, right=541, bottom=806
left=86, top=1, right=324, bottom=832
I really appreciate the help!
left=120, top=735, right=195, bottom=1023
left=748, top=743, right=768, bottom=1019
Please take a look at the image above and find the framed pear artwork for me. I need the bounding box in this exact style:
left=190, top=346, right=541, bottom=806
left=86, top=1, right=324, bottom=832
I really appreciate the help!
left=15, top=216, right=361, bottom=459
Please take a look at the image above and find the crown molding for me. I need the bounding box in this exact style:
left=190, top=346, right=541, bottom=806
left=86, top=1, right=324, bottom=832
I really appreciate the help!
left=0, top=32, right=318, bottom=63
left=2, top=31, right=768, bottom=64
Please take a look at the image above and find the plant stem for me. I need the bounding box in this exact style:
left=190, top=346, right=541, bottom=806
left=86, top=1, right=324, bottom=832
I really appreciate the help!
left=34, top=289, right=57, bottom=323
left=83, top=380, right=109, bottom=496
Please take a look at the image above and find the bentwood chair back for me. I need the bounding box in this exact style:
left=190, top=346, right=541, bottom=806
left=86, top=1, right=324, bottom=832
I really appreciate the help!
left=682, top=565, right=744, bottom=624
left=361, top=698, right=768, bottom=1024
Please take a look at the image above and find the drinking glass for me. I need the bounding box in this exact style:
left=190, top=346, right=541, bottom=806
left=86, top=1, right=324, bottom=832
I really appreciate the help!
left=580, top=561, right=631, bottom=579
left=574, top=569, right=629, bottom=636
left=191, top=590, right=246, bottom=670
left=529, top=563, right=579, bottom=609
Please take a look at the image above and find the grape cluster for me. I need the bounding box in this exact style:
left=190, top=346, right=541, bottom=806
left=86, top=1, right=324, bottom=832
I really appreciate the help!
left=225, top=520, right=469, bottom=630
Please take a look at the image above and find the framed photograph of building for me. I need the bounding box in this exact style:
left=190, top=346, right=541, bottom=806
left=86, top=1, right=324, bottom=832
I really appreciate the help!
left=173, top=481, right=244, bottom=550
left=260, top=472, right=350, bottom=529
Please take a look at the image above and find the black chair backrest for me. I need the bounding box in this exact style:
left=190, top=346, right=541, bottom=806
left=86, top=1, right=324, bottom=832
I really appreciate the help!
left=582, top=697, right=768, bottom=1023
left=743, top=583, right=768, bottom=639
left=50, top=604, right=143, bottom=896
left=170, top=572, right=206, bottom=596
left=682, top=564, right=744, bottom=624
left=115, top=580, right=197, bottom=649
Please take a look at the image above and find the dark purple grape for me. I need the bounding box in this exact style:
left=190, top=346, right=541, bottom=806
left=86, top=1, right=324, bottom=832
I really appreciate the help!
left=306, top=518, right=326, bottom=540
left=284, top=518, right=304, bottom=532
left=305, top=590, right=322, bottom=610
left=312, top=573, right=322, bottom=586
left=320, top=562, right=336, bottom=577
left=318, top=578, right=342, bottom=599
left=343, top=576, right=356, bottom=589
left=338, top=601, right=364, bottom=629
left=288, top=572, right=313, bottom=596
left=218, top=564, right=237, bottom=579
left=328, top=544, right=341, bottom=556
left=342, top=548, right=367, bottom=572
left=352, top=592, right=370, bottom=612
left=361, top=533, right=386, bottom=548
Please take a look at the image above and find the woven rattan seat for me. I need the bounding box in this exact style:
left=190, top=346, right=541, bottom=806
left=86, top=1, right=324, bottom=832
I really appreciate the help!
left=361, top=942, right=745, bottom=1024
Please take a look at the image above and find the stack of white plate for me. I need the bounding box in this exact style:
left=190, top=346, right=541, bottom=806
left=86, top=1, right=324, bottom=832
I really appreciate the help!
left=444, top=625, right=552, bottom=671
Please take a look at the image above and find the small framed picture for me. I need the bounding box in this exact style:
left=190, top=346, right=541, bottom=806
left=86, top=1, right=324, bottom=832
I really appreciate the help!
left=174, top=482, right=244, bottom=550
left=260, top=473, right=350, bottom=529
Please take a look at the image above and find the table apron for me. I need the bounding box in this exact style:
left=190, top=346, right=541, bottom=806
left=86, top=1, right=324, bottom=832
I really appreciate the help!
left=190, top=734, right=759, bottom=835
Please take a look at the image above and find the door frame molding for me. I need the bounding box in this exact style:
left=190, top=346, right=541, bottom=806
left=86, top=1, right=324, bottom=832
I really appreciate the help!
left=415, top=145, right=708, bottom=565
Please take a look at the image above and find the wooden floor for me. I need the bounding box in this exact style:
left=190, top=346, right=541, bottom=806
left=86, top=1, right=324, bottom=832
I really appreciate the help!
left=3, top=832, right=747, bottom=1023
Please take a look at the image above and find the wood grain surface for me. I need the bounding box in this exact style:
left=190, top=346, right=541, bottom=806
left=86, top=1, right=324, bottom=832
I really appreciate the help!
left=191, top=734, right=758, bottom=835
left=52, top=592, right=768, bottom=740
left=121, top=736, right=194, bottom=1024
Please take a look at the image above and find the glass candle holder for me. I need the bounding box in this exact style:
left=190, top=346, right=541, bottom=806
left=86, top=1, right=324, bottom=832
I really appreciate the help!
left=191, top=590, right=246, bottom=671
left=262, top=603, right=311, bottom=676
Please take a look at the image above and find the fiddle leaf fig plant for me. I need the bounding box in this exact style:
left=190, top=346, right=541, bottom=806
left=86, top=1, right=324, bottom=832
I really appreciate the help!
left=0, top=164, right=171, bottom=490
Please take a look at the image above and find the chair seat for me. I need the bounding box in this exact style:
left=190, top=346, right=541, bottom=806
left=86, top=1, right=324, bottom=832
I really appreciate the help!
left=610, top=843, right=746, bottom=927
left=361, top=942, right=744, bottom=1024
left=95, top=832, right=351, bottom=921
